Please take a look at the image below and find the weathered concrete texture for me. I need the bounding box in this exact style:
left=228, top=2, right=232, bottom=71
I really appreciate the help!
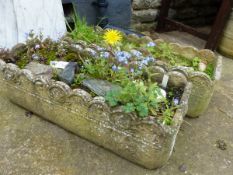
left=0, top=34, right=233, bottom=174
left=155, top=31, right=206, bottom=49
left=0, top=56, right=232, bottom=174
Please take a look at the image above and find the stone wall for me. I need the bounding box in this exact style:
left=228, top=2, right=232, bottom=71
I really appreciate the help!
left=131, top=0, right=161, bottom=31
left=131, top=0, right=221, bottom=31
left=170, top=0, right=221, bottom=26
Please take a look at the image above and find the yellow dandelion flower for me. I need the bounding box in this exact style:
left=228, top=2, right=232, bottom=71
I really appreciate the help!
left=103, top=29, right=122, bottom=45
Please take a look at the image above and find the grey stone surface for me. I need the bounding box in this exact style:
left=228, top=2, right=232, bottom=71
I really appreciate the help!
left=131, top=0, right=160, bottom=31
left=0, top=59, right=192, bottom=169
left=131, top=0, right=220, bottom=30
left=58, top=62, right=77, bottom=85
left=132, top=9, right=159, bottom=23
left=25, top=62, right=53, bottom=80
left=0, top=32, right=233, bottom=174
left=132, top=0, right=161, bottom=10
left=82, top=79, right=121, bottom=97
left=131, top=22, right=157, bottom=32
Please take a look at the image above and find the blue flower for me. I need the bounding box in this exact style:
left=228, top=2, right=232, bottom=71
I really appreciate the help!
left=147, top=42, right=156, bottom=47
left=32, top=54, right=40, bottom=61
left=137, top=56, right=155, bottom=69
left=137, top=61, right=144, bottom=70
left=173, top=98, right=179, bottom=105
left=112, top=65, right=118, bottom=72
left=115, top=51, right=131, bottom=63
left=141, top=59, right=149, bottom=66
left=35, top=44, right=40, bottom=50
left=100, top=52, right=110, bottom=59
left=130, top=50, right=142, bottom=57
left=144, top=56, right=155, bottom=62
left=129, top=68, right=135, bottom=73
left=96, top=46, right=104, bottom=51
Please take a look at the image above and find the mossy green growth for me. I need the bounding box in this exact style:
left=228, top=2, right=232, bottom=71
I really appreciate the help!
left=13, top=31, right=83, bottom=68
left=63, top=53, right=78, bottom=62
left=16, top=55, right=30, bottom=69
left=151, top=42, right=215, bottom=79
left=204, top=63, right=215, bottom=79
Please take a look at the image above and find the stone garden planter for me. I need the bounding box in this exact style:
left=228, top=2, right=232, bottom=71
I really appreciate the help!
left=128, top=35, right=222, bottom=117
left=164, top=42, right=222, bottom=118
left=0, top=59, right=191, bottom=169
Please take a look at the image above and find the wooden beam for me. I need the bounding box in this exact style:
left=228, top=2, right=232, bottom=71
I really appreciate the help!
left=205, top=0, right=233, bottom=50
left=164, top=18, right=209, bottom=40
left=156, top=0, right=172, bottom=32
left=156, top=0, right=233, bottom=51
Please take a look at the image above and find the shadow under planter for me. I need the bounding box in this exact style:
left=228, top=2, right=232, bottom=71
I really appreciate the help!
left=0, top=60, right=192, bottom=169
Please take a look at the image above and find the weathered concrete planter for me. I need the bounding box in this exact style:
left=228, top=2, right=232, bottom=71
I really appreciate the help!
left=164, top=42, right=222, bottom=118
left=0, top=59, right=191, bottom=169
left=129, top=35, right=222, bottom=117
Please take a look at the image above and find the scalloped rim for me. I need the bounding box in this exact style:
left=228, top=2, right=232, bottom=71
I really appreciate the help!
left=0, top=59, right=191, bottom=133
left=126, top=34, right=221, bottom=82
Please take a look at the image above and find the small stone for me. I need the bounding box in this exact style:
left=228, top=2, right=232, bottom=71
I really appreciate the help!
left=82, top=79, right=121, bottom=97
left=11, top=43, right=27, bottom=57
left=76, top=40, right=87, bottom=47
left=32, top=54, right=40, bottom=61
left=89, top=44, right=104, bottom=51
left=50, top=61, right=69, bottom=69
left=178, top=164, right=187, bottom=173
left=25, top=111, right=33, bottom=118
left=58, top=62, right=78, bottom=85
left=83, top=48, right=98, bottom=57
left=198, top=62, right=207, bottom=72
left=216, top=139, right=227, bottom=150
left=25, top=62, right=53, bottom=80
left=71, top=44, right=83, bottom=52
left=157, top=88, right=166, bottom=101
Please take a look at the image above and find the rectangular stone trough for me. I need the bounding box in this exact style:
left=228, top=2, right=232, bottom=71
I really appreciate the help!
left=130, top=35, right=222, bottom=117
left=0, top=60, right=192, bottom=169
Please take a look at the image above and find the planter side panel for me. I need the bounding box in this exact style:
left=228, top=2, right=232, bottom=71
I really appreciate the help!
left=152, top=40, right=222, bottom=117
left=0, top=63, right=184, bottom=169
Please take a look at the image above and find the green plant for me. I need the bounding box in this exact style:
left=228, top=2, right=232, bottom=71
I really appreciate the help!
left=192, top=57, right=201, bottom=70
left=16, top=55, right=30, bottom=69
left=105, top=80, right=165, bottom=118
left=204, top=63, right=214, bottom=79
left=67, top=9, right=103, bottom=45
left=149, top=42, right=215, bottom=79
left=153, top=43, right=190, bottom=67
left=82, top=58, right=111, bottom=80
left=162, top=104, right=176, bottom=125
